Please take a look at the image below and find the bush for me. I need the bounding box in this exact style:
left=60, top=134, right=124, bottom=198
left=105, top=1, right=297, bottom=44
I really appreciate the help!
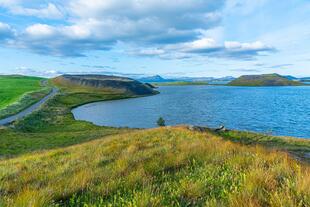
left=157, top=117, right=165, bottom=127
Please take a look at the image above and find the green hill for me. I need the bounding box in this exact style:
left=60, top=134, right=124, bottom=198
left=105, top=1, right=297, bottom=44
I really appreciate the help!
left=53, top=74, right=158, bottom=95
left=0, top=75, right=309, bottom=207
left=1, top=127, right=310, bottom=206
left=228, top=73, right=303, bottom=86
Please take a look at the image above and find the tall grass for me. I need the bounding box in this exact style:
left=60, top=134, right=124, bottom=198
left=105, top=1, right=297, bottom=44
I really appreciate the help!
left=1, top=127, right=309, bottom=206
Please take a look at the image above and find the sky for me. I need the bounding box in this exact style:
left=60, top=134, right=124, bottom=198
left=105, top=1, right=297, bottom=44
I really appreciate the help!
left=0, top=0, right=309, bottom=78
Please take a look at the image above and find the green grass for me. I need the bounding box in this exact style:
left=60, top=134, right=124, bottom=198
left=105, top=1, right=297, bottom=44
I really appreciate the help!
left=0, top=75, right=44, bottom=109
left=154, top=81, right=209, bottom=86
left=0, top=75, right=51, bottom=119
left=0, top=90, right=133, bottom=157
left=0, top=75, right=310, bottom=206
left=218, top=130, right=310, bottom=163
left=0, top=127, right=309, bottom=207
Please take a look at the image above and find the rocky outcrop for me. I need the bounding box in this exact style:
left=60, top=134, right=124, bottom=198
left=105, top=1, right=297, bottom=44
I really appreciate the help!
left=54, top=74, right=158, bottom=96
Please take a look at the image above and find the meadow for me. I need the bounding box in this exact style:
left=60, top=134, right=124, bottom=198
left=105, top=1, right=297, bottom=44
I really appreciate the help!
left=0, top=76, right=309, bottom=206
left=0, top=75, right=50, bottom=119
left=0, top=127, right=309, bottom=206
left=0, top=82, right=133, bottom=157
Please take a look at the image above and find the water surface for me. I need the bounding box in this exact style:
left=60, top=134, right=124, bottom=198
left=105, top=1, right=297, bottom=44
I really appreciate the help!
left=72, top=86, right=310, bottom=138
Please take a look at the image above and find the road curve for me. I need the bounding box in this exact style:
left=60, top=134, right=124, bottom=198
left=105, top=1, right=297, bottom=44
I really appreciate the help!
left=0, top=87, right=59, bottom=126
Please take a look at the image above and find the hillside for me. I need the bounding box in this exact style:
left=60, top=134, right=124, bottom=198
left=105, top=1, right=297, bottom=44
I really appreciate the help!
left=53, top=74, right=158, bottom=95
left=228, top=74, right=303, bottom=86
left=0, top=75, right=309, bottom=207
left=0, top=127, right=309, bottom=206
left=0, top=75, right=51, bottom=119
left=0, top=75, right=44, bottom=109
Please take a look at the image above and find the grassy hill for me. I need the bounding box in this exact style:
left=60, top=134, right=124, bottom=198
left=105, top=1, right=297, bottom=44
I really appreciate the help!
left=0, top=79, right=134, bottom=156
left=0, top=127, right=309, bottom=206
left=54, top=74, right=158, bottom=95
left=0, top=75, right=309, bottom=206
left=0, top=75, right=51, bottom=119
left=228, top=74, right=303, bottom=86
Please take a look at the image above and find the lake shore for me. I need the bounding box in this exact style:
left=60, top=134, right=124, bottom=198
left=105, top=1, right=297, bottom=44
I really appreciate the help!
left=72, top=85, right=310, bottom=139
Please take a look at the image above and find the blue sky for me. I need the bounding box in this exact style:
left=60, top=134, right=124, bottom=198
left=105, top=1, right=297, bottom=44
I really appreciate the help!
left=0, top=0, right=309, bottom=78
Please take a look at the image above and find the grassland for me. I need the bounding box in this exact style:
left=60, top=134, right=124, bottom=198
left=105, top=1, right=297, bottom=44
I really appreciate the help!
left=0, top=75, right=51, bottom=119
left=219, top=130, right=310, bottom=163
left=0, top=79, right=133, bottom=157
left=0, top=76, right=309, bottom=206
left=0, top=127, right=310, bottom=206
left=154, top=81, right=209, bottom=86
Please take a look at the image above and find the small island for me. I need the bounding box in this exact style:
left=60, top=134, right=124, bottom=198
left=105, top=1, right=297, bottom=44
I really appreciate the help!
left=228, top=73, right=304, bottom=86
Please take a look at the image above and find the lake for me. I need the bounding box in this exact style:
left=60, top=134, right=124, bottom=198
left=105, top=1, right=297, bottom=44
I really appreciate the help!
left=72, top=86, right=310, bottom=138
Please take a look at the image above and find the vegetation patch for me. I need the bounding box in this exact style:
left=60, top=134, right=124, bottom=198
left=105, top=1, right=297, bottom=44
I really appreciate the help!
left=219, top=130, right=310, bottom=163
left=0, top=127, right=309, bottom=206
left=0, top=82, right=133, bottom=157
left=0, top=87, right=51, bottom=119
left=0, top=76, right=47, bottom=117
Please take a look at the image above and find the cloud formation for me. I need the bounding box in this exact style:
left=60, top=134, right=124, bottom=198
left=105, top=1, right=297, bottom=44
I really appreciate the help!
left=0, top=22, right=14, bottom=41
left=0, top=1, right=63, bottom=19
left=132, top=38, right=275, bottom=60
left=0, top=0, right=275, bottom=60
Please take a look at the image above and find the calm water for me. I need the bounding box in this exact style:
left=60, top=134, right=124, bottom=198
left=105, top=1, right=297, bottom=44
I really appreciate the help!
left=72, top=86, right=310, bottom=138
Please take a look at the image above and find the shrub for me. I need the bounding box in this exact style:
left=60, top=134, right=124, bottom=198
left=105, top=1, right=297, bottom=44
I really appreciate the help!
left=157, top=117, right=165, bottom=127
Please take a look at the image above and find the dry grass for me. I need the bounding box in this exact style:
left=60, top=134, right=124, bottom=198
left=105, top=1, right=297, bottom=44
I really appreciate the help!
left=0, top=127, right=309, bottom=206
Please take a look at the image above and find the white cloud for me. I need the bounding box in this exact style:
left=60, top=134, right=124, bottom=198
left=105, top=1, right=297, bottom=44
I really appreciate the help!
left=12, top=3, right=63, bottom=19
left=224, top=41, right=270, bottom=51
left=131, top=38, right=275, bottom=60
left=25, top=24, right=55, bottom=39
left=15, top=66, right=63, bottom=77
left=0, top=1, right=63, bottom=19
left=5, top=0, right=225, bottom=57
left=0, top=0, right=276, bottom=60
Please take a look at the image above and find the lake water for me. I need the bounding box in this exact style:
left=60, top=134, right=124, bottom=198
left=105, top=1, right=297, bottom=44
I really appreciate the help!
left=72, top=86, right=310, bottom=138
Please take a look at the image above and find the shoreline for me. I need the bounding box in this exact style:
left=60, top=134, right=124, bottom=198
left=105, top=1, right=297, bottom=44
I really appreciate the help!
left=71, top=90, right=310, bottom=140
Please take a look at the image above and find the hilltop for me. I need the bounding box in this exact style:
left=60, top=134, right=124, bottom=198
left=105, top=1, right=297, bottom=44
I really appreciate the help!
left=53, top=74, right=158, bottom=96
left=228, top=73, right=303, bottom=86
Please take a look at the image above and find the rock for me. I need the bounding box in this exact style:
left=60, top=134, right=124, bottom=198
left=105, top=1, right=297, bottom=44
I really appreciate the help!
left=214, top=125, right=227, bottom=132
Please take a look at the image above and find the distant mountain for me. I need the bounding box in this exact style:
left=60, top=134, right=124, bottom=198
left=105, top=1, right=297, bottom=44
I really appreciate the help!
left=283, top=75, right=298, bottom=80
left=298, top=77, right=310, bottom=82
left=138, top=75, right=174, bottom=83
left=228, top=74, right=303, bottom=86
left=172, top=77, right=215, bottom=82
left=215, top=76, right=235, bottom=81
left=138, top=75, right=235, bottom=84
